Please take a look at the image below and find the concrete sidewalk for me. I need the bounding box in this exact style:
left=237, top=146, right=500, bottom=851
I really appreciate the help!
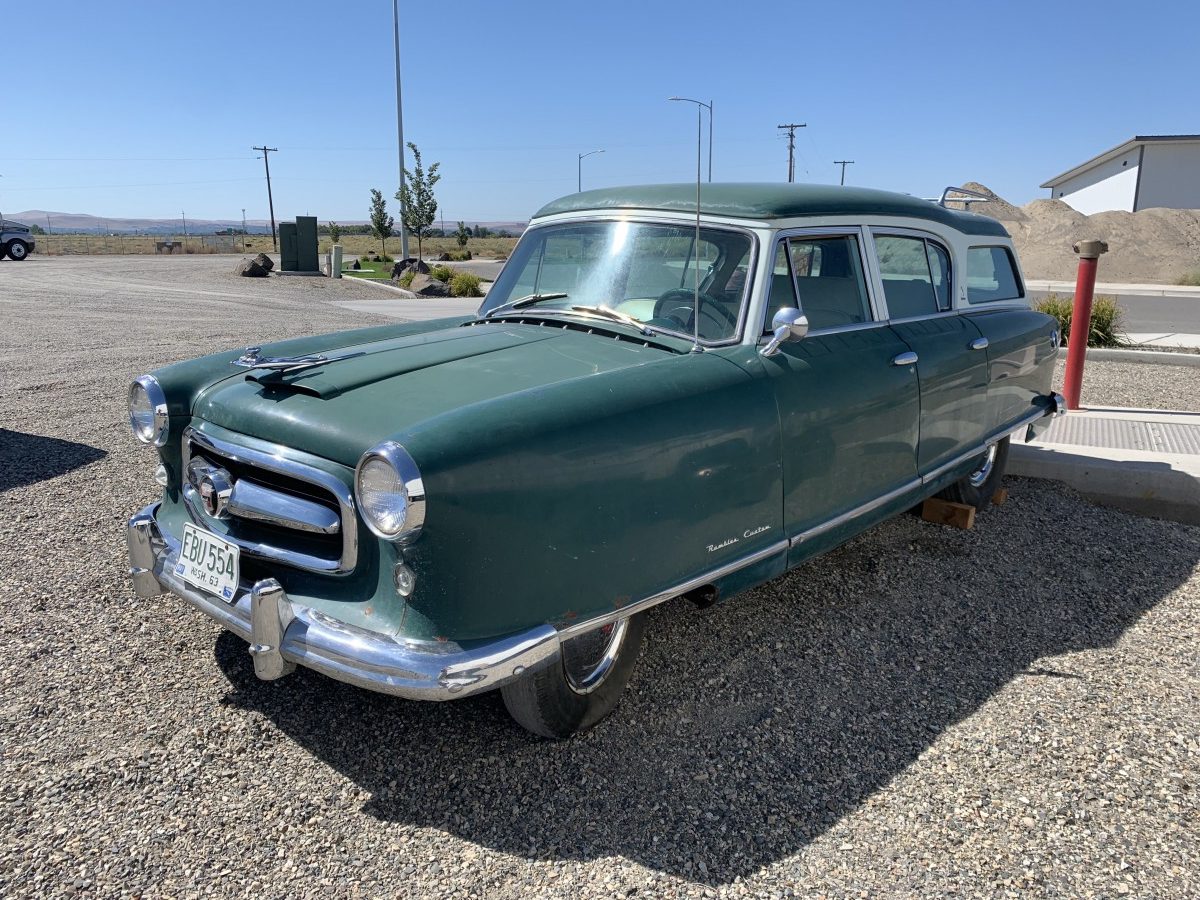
left=1009, top=406, right=1200, bottom=525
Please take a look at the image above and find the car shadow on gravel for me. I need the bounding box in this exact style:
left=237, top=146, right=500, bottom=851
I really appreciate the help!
left=0, top=428, right=107, bottom=492
left=212, top=478, right=1199, bottom=885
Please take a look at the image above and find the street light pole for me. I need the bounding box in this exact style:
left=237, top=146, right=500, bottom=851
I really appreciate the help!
left=669, top=97, right=713, bottom=181
left=392, top=0, right=410, bottom=260
left=577, top=149, right=605, bottom=192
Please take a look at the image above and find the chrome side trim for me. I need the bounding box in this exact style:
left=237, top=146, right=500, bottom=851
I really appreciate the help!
left=557, top=539, right=788, bottom=640
left=921, top=403, right=1049, bottom=485
left=789, top=479, right=922, bottom=547
left=227, top=479, right=341, bottom=535
left=183, top=426, right=358, bottom=575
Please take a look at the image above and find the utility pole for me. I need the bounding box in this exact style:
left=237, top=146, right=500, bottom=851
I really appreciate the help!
left=252, top=145, right=278, bottom=250
left=834, top=160, right=855, bottom=185
left=776, top=123, right=806, bottom=183
left=182, top=211, right=188, bottom=252
left=241, top=208, right=247, bottom=252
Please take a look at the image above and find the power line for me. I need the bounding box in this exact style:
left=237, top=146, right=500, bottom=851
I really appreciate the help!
left=777, top=123, right=806, bottom=183
left=252, top=146, right=278, bottom=251
left=834, top=160, right=855, bottom=185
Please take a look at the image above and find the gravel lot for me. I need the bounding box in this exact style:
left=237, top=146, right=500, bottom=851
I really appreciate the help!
left=2, top=256, right=1198, bottom=898
left=1053, top=358, right=1200, bottom=412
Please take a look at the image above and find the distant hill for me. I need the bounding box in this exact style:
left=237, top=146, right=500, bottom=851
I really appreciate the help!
left=5, top=210, right=527, bottom=236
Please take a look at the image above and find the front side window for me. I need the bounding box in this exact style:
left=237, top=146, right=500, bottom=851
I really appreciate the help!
left=874, top=234, right=953, bottom=319
left=765, top=234, right=871, bottom=332
left=482, top=220, right=754, bottom=342
left=966, top=246, right=1022, bottom=303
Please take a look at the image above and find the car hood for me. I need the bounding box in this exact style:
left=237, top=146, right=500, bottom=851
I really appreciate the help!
left=192, top=319, right=685, bottom=467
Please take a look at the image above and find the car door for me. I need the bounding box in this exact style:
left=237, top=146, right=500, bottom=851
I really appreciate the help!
left=758, top=229, right=920, bottom=563
left=870, top=229, right=990, bottom=477
left=959, top=244, right=1060, bottom=434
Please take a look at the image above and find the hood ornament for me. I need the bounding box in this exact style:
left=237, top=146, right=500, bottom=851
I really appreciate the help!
left=233, top=346, right=364, bottom=373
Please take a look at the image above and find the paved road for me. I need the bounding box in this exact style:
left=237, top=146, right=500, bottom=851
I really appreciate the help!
left=1028, top=289, right=1200, bottom=333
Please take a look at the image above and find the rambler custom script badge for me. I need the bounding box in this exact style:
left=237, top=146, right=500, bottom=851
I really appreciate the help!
left=707, top=524, right=771, bottom=552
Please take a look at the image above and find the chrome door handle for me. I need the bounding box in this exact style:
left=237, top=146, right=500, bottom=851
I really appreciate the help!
left=892, top=351, right=918, bottom=367
left=970, top=337, right=989, bottom=350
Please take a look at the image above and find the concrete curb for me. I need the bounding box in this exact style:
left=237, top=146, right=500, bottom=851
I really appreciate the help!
left=343, top=276, right=419, bottom=299
left=1054, top=347, right=1200, bottom=367
left=1009, top=443, right=1200, bottom=525
left=1027, top=279, right=1200, bottom=298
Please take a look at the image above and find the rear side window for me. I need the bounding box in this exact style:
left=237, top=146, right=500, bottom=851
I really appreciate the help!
left=967, top=246, right=1022, bottom=303
left=875, top=234, right=951, bottom=319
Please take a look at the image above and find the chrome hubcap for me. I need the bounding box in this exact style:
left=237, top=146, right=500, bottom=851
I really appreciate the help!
left=968, top=444, right=998, bottom=488
left=562, top=617, right=629, bottom=694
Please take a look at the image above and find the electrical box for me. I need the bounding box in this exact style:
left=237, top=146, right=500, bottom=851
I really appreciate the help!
left=295, top=216, right=319, bottom=272
left=279, top=222, right=299, bottom=272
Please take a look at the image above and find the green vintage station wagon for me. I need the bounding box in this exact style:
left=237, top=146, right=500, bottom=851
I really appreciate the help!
left=127, top=184, right=1064, bottom=738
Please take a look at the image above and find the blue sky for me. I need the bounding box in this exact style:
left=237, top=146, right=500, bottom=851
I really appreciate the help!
left=3, top=0, right=1195, bottom=224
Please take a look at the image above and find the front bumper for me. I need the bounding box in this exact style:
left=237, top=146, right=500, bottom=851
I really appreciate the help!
left=127, top=504, right=561, bottom=700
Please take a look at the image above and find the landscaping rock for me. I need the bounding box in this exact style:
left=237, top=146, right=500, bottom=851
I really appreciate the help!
left=435, top=253, right=450, bottom=261
left=351, top=259, right=361, bottom=270
left=236, top=258, right=268, bottom=278
left=252, top=253, right=274, bottom=272
left=407, top=274, right=451, bottom=296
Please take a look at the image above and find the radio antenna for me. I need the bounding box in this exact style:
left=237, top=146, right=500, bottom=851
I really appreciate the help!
left=669, top=96, right=709, bottom=353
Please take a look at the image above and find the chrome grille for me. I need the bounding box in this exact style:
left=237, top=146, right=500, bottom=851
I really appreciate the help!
left=181, top=427, right=357, bottom=575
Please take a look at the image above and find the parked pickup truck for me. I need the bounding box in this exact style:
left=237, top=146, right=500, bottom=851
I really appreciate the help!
left=1, top=218, right=35, bottom=260
left=126, top=183, right=1064, bottom=738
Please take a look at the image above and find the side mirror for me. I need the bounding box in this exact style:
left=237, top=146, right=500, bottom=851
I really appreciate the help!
left=759, top=308, right=809, bottom=357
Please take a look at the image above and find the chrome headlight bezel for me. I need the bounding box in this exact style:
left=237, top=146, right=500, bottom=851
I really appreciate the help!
left=128, top=375, right=169, bottom=447
left=354, top=441, right=425, bottom=543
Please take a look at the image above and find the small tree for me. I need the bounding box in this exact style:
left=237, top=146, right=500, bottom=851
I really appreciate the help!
left=395, top=142, right=441, bottom=261
left=455, top=221, right=471, bottom=248
left=328, top=221, right=342, bottom=244
left=368, top=189, right=393, bottom=255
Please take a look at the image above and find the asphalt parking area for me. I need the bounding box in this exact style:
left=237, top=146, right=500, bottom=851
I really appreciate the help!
left=2, top=256, right=1198, bottom=898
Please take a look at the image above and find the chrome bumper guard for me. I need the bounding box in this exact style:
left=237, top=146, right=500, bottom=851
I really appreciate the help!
left=127, top=504, right=561, bottom=700
left=1024, top=391, right=1066, bottom=442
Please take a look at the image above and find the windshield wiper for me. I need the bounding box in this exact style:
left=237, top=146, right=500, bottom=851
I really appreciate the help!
left=485, top=292, right=569, bottom=318
left=570, top=305, right=660, bottom=336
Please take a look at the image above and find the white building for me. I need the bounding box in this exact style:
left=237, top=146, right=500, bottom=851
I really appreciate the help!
left=1040, top=134, right=1200, bottom=214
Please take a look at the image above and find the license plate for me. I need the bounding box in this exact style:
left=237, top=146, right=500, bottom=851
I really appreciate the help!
left=175, top=524, right=240, bottom=602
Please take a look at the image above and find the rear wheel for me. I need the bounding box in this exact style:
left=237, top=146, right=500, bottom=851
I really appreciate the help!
left=501, top=612, right=645, bottom=739
left=938, top=436, right=1009, bottom=511
left=5, top=240, right=29, bottom=261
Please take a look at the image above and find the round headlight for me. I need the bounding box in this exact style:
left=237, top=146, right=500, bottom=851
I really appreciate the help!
left=128, top=375, right=169, bottom=447
left=355, top=442, right=425, bottom=542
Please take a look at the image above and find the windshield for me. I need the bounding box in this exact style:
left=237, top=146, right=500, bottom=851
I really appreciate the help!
left=480, top=220, right=754, bottom=342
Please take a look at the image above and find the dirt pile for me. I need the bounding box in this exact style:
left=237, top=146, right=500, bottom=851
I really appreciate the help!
left=951, top=182, right=1200, bottom=283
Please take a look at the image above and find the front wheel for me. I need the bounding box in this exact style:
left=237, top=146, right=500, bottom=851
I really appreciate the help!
left=5, top=240, right=29, bottom=261
left=501, top=612, right=645, bottom=739
left=938, top=435, right=1010, bottom=511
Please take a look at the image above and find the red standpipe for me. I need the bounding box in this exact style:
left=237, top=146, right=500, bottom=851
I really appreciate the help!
left=1060, top=239, right=1109, bottom=410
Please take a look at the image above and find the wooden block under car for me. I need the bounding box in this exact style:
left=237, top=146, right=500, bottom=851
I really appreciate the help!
left=991, top=487, right=1009, bottom=506
left=921, top=498, right=976, bottom=530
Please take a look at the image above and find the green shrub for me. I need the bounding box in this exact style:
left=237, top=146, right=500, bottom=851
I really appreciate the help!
left=1176, top=271, right=1200, bottom=286
left=1034, top=293, right=1126, bottom=348
left=378, top=253, right=393, bottom=263
left=447, top=249, right=472, bottom=261
left=430, top=264, right=454, bottom=282
left=397, top=269, right=415, bottom=288
left=449, top=272, right=482, bottom=298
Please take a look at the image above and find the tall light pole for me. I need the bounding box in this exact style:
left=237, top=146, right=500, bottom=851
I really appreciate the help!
left=577, top=149, right=605, bottom=192
left=252, top=146, right=278, bottom=250
left=392, top=0, right=410, bottom=260
left=834, top=160, right=855, bottom=185
left=669, top=97, right=713, bottom=181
